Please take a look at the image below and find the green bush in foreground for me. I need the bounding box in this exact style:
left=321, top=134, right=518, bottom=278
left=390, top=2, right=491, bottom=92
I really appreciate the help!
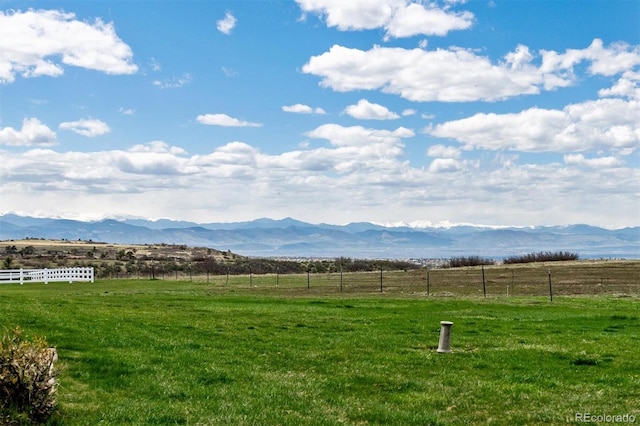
left=0, top=327, right=59, bottom=424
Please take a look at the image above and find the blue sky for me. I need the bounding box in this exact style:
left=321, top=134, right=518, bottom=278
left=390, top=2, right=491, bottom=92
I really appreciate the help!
left=1, top=0, right=639, bottom=228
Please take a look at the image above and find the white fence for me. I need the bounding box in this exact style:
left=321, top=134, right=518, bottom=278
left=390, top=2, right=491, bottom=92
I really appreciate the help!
left=0, top=267, right=94, bottom=284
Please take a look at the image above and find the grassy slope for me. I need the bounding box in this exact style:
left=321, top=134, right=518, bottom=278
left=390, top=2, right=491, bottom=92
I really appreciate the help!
left=1, top=279, right=639, bottom=425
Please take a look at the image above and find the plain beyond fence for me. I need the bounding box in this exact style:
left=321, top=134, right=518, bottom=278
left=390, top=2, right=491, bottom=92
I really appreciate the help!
left=0, top=267, right=94, bottom=284
left=167, top=262, right=639, bottom=297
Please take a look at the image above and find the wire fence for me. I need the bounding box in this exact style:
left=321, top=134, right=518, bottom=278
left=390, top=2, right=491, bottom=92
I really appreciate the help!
left=101, top=261, right=639, bottom=298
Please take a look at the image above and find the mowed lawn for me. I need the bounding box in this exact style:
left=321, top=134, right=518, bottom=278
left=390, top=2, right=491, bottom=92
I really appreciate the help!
left=1, top=278, right=639, bottom=425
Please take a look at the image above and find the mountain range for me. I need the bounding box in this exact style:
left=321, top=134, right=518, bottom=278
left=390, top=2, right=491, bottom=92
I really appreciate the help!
left=0, top=214, right=638, bottom=259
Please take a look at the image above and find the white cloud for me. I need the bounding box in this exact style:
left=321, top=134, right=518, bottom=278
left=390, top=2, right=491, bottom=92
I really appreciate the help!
left=119, top=107, right=136, bottom=115
left=4, top=136, right=637, bottom=227
left=429, top=158, right=462, bottom=173
left=0, top=118, right=57, bottom=146
left=303, top=40, right=640, bottom=102
left=295, top=0, right=473, bottom=39
left=383, top=2, right=473, bottom=39
left=305, top=123, right=414, bottom=147
left=222, top=67, right=238, bottom=77
left=563, top=154, right=624, bottom=168
left=0, top=9, right=137, bottom=83
left=401, top=109, right=416, bottom=116
left=127, top=140, right=187, bottom=156
left=540, top=39, right=640, bottom=78
left=196, top=113, right=262, bottom=127
left=217, top=11, right=237, bottom=35
left=149, top=57, right=161, bottom=72
left=427, top=98, right=640, bottom=153
left=427, top=144, right=461, bottom=159
left=152, top=73, right=192, bottom=89
left=343, top=99, right=400, bottom=120
left=598, top=71, right=640, bottom=100
left=282, top=104, right=327, bottom=114
left=59, top=119, right=111, bottom=137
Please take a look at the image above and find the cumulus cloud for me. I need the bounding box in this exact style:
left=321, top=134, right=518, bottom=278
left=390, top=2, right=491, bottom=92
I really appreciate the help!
left=0, top=9, right=137, bottom=84
left=343, top=99, right=400, bottom=120
left=59, top=119, right=110, bottom=137
left=598, top=71, right=640, bottom=100
left=429, top=158, right=462, bottom=173
left=295, top=0, right=473, bottom=38
left=282, top=104, right=327, bottom=114
left=427, top=144, right=461, bottom=158
left=196, top=113, right=262, bottom=127
left=217, top=11, right=237, bottom=35
left=427, top=98, right=640, bottom=153
left=563, top=154, right=624, bottom=168
left=4, top=135, right=638, bottom=227
left=0, top=118, right=57, bottom=146
left=303, top=40, right=640, bottom=102
left=541, top=39, right=640, bottom=78
left=383, top=2, right=473, bottom=39
left=305, top=123, right=414, bottom=147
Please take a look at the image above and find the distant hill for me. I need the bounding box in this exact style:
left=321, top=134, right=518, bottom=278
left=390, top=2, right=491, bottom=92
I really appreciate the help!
left=0, top=214, right=638, bottom=259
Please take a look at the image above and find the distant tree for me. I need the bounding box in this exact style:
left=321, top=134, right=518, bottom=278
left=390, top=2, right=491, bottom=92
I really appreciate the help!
left=503, top=251, right=579, bottom=264
left=4, top=245, right=18, bottom=255
left=448, top=256, right=495, bottom=268
left=3, top=256, right=14, bottom=269
left=19, top=246, right=35, bottom=256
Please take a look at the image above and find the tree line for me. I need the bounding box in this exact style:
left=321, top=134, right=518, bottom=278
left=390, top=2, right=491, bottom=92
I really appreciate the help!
left=446, top=251, right=579, bottom=268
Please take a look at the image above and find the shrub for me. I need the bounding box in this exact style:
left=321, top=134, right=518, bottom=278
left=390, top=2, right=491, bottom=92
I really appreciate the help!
left=0, top=327, right=59, bottom=423
left=503, top=251, right=579, bottom=264
left=448, top=256, right=496, bottom=268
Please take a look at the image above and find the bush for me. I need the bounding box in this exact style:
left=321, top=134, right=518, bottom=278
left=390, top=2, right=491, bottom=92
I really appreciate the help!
left=448, top=256, right=496, bottom=268
left=503, top=251, right=579, bottom=264
left=0, top=327, right=59, bottom=423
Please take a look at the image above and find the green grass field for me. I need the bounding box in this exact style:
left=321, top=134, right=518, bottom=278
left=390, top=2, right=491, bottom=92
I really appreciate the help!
left=1, top=270, right=639, bottom=425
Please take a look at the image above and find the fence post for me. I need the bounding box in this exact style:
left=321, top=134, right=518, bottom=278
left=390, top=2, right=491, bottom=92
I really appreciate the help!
left=548, top=268, right=553, bottom=302
left=379, top=268, right=383, bottom=293
left=482, top=266, right=486, bottom=298
left=20, top=268, right=24, bottom=285
left=426, top=268, right=430, bottom=296
left=340, top=266, right=343, bottom=292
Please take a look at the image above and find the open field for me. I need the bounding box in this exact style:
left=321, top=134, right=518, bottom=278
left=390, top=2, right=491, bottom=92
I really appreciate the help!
left=115, top=260, right=640, bottom=298
left=1, top=271, right=639, bottom=425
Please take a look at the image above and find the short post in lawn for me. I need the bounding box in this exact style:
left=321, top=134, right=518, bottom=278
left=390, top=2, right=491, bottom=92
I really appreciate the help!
left=548, top=268, right=553, bottom=302
left=437, top=321, right=454, bottom=353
